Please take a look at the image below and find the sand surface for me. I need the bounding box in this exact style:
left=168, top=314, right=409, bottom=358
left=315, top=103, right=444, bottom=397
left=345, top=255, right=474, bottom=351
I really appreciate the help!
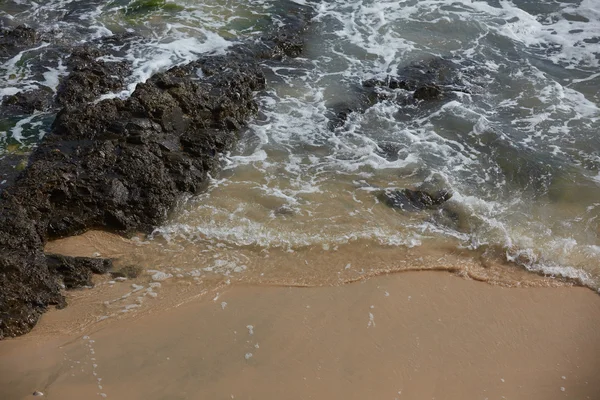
left=1, top=271, right=600, bottom=400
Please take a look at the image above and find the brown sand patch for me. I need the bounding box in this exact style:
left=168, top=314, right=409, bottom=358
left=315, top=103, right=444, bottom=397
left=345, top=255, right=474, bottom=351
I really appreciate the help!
left=1, top=271, right=599, bottom=400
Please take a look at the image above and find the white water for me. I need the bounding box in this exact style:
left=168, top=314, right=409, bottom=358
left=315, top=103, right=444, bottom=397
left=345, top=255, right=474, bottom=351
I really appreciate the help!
left=1, top=0, right=599, bottom=287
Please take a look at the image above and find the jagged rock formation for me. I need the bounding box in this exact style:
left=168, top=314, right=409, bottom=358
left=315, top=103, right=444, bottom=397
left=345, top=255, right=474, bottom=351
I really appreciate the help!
left=0, top=25, right=39, bottom=59
left=377, top=188, right=453, bottom=212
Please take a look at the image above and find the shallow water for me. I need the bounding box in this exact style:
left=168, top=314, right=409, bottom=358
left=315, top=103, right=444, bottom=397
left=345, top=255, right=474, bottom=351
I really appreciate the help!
left=2, top=0, right=600, bottom=291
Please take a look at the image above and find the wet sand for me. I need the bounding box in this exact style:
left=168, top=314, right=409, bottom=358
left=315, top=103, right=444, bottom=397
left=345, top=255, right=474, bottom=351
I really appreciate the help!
left=1, top=271, right=600, bottom=400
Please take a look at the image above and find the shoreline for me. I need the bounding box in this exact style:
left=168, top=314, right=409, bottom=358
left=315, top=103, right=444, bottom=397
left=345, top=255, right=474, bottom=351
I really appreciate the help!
left=1, top=270, right=599, bottom=399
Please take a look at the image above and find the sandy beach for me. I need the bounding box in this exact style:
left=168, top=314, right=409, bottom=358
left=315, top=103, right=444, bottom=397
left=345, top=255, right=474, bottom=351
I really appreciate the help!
left=1, top=270, right=599, bottom=400
left=2, top=0, right=600, bottom=399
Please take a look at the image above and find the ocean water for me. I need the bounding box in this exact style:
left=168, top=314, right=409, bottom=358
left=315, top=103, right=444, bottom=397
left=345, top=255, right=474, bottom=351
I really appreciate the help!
left=2, top=0, right=600, bottom=290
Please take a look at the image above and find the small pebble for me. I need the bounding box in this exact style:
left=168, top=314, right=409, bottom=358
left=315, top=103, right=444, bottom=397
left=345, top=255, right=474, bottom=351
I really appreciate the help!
left=245, top=353, right=253, bottom=360
left=150, top=271, right=172, bottom=282
left=560, top=387, right=566, bottom=392
left=33, top=391, right=44, bottom=397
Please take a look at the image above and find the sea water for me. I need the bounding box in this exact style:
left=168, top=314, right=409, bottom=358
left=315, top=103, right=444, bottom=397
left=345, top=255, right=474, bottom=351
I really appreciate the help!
left=2, top=0, right=599, bottom=290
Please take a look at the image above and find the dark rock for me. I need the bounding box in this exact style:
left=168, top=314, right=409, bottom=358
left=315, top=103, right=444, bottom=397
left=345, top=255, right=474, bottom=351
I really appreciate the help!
left=0, top=26, right=39, bottom=59
left=397, top=57, right=464, bottom=89
left=327, top=90, right=383, bottom=130
left=413, top=84, right=442, bottom=101
left=362, top=57, right=468, bottom=99
left=329, top=57, right=472, bottom=130
left=18, top=55, right=265, bottom=239
left=375, top=142, right=403, bottom=162
left=363, top=77, right=410, bottom=91
left=1, top=87, right=54, bottom=115
left=239, top=0, right=314, bottom=60
left=0, top=195, right=65, bottom=339
left=46, top=254, right=112, bottom=289
left=56, top=46, right=131, bottom=109
left=378, top=188, right=453, bottom=211
left=0, top=153, right=29, bottom=190
left=1, top=33, right=137, bottom=117
left=428, top=204, right=471, bottom=233
left=274, top=205, right=295, bottom=216
left=267, top=10, right=311, bottom=59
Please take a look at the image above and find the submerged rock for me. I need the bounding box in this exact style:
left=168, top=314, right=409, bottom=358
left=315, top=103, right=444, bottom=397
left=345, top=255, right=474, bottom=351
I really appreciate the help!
left=264, top=4, right=312, bottom=59
left=413, top=84, right=443, bottom=101
left=378, top=188, right=453, bottom=211
left=365, top=57, right=469, bottom=98
left=233, top=0, right=314, bottom=61
left=1, top=87, right=55, bottom=115
left=330, top=57, right=472, bottom=129
left=110, top=264, right=143, bottom=279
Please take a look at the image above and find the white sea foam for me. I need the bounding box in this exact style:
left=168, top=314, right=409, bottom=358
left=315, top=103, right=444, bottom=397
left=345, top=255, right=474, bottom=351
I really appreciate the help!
left=2, top=0, right=599, bottom=288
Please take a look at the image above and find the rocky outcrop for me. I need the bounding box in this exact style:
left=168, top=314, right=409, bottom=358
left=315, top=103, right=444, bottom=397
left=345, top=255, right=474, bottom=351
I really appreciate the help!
left=0, top=25, right=39, bottom=59
left=56, top=46, right=131, bottom=109
left=0, top=87, right=55, bottom=115
left=0, top=0, right=314, bottom=117
left=0, top=194, right=65, bottom=338
left=377, top=188, right=453, bottom=211
left=46, top=254, right=112, bottom=289
left=363, top=57, right=469, bottom=100
left=0, top=2, right=313, bottom=339
left=43, top=56, right=265, bottom=238
left=0, top=55, right=265, bottom=339
left=1, top=36, right=133, bottom=116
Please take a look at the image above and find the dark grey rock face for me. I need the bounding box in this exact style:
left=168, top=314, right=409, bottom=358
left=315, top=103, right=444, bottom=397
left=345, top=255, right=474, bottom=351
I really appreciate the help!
left=363, top=57, right=468, bottom=98
left=46, top=254, right=113, bottom=289
left=0, top=2, right=313, bottom=340
left=0, top=195, right=65, bottom=339
left=1, top=87, right=55, bottom=115
left=0, top=26, right=39, bottom=59
left=56, top=46, right=131, bottom=109
left=378, top=188, right=453, bottom=212
left=43, top=56, right=265, bottom=238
